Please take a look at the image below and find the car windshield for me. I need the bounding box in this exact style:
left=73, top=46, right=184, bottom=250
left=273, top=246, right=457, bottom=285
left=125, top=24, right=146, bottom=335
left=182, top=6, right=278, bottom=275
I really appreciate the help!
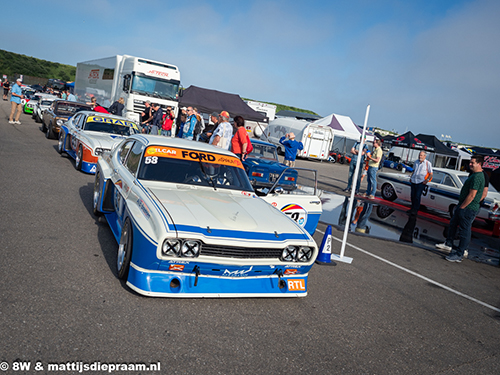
left=41, top=100, right=53, bottom=106
left=84, top=120, right=138, bottom=136
left=56, top=103, right=91, bottom=115
left=137, top=146, right=254, bottom=191
left=248, top=143, right=278, bottom=160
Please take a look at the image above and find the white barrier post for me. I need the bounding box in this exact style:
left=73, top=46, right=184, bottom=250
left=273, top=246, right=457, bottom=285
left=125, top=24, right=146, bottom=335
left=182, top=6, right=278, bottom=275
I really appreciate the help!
left=331, top=104, right=371, bottom=264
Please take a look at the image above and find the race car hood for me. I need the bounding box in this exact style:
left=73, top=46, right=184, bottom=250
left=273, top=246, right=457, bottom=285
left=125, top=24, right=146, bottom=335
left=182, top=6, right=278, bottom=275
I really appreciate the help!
left=149, top=186, right=306, bottom=236
left=86, top=132, right=126, bottom=149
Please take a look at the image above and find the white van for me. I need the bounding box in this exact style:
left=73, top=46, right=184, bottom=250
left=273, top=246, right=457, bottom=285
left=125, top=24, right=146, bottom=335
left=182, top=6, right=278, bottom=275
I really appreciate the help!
left=265, top=117, right=334, bottom=161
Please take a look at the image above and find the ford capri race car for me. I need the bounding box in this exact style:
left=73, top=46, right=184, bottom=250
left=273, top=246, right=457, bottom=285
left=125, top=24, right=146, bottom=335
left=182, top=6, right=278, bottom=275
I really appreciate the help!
left=58, top=112, right=140, bottom=173
left=93, top=135, right=318, bottom=297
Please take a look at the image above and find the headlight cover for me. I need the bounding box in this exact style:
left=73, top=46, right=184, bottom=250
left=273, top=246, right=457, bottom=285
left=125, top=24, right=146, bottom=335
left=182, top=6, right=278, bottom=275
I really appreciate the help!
left=281, top=245, right=313, bottom=262
left=162, top=239, right=181, bottom=257
left=162, top=239, right=201, bottom=258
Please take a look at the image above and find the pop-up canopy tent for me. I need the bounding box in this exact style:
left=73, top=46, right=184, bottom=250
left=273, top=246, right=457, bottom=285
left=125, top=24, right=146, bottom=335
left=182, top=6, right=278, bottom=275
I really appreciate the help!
left=311, top=113, right=374, bottom=153
left=416, top=133, right=458, bottom=168
left=387, top=131, right=435, bottom=166
left=179, top=86, right=266, bottom=122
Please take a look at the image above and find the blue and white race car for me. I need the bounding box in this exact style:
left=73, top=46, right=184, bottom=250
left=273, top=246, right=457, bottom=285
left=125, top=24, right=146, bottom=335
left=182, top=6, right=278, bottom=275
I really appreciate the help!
left=93, top=135, right=319, bottom=297
left=58, top=112, right=140, bottom=173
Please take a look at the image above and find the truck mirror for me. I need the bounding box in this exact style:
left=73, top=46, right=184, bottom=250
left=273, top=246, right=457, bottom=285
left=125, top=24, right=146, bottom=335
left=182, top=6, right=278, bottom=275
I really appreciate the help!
left=123, top=74, right=131, bottom=92
left=179, top=86, right=184, bottom=97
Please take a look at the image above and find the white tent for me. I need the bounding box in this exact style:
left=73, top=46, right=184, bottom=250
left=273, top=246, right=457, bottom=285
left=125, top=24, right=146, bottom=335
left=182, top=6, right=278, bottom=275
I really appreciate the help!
left=312, top=113, right=374, bottom=153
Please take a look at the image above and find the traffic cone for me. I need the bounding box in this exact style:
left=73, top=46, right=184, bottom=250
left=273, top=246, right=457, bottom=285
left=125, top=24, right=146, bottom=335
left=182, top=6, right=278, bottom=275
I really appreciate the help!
left=316, top=225, right=336, bottom=265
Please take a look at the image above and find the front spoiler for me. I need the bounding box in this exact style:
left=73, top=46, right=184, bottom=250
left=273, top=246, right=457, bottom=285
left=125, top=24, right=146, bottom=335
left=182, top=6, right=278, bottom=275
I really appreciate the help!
left=127, top=263, right=308, bottom=298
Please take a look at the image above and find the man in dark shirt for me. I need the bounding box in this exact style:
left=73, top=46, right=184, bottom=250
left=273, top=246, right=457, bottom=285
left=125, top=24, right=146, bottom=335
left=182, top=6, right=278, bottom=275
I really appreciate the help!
left=436, top=155, right=485, bottom=262
left=150, top=103, right=163, bottom=135
left=199, top=112, right=219, bottom=143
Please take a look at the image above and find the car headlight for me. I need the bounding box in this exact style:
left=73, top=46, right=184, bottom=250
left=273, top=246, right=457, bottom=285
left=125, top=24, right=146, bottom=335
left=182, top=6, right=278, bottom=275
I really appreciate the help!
left=281, top=245, right=298, bottom=262
left=297, top=247, right=313, bottom=262
left=94, top=148, right=111, bottom=156
left=56, top=119, right=65, bottom=126
left=181, top=240, right=201, bottom=257
left=162, top=239, right=181, bottom=256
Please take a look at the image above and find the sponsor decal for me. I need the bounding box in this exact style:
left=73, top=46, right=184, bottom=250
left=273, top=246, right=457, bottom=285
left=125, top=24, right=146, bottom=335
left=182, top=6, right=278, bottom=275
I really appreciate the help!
left=287, top=279, right=306, bottom=291
left=272, top=202, right=278, bottom=207
left=284, top=269, right=298, bottom=275
left=144, top=146, right=244, bottom=170
left=90, top=165, right=96, bottom=173
left=147, top=70, right=170, bottom=78
left=483, top=156, right=500, bottom=172
left=168, top=260, right=190, bottom=264
left=281, top=203, right=308, bottom=226
left=87, top=116, right=135, bottom=128
left=88, top=69, right=100, bottom=79
left=284, top=265, right=302, bottom=268
left=116, top=179, right=123, bottom=189
left=222, top=266, right=253, bottom=277
left=137, top=198, right=151, bottom=220
left=169, top=264, right=185, bottom=271
left=241, top=191, right=252, bottom=197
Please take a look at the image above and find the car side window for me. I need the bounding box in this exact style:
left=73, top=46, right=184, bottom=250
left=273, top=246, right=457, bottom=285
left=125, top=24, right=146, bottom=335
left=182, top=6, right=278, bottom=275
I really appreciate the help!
left=125, top=142, right=145, bottom=175
left=119, top=141, right=134, bottom=165
left=432, top=171, right=444, bottom=184
left=73, top=114, right=82, bottom=129
left=442, top=175, right=456, bottom=187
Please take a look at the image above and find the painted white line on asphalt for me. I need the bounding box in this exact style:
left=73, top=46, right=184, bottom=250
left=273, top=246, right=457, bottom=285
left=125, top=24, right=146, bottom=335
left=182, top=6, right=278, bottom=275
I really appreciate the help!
left=316, top=229, right=500, bottom=313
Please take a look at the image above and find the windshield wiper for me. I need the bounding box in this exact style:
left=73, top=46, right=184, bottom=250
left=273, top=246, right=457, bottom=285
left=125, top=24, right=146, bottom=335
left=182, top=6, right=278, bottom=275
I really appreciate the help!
left=197, top=157, right=217, bottom=191
left=132, top=89, right=153, bottom=97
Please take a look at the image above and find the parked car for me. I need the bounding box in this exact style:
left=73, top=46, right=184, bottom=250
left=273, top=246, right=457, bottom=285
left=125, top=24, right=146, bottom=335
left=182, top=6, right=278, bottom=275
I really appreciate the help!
left=58, top=111, right=140, bottom=173
left=93, top=136, right=318, bottom=297
left=377, top=167, right=500, bottom=222
left=41, top=100, right=91, bottom=139
left=33, top=95, right=58, bottom=123
left=242, top=139, right=299, bottom=191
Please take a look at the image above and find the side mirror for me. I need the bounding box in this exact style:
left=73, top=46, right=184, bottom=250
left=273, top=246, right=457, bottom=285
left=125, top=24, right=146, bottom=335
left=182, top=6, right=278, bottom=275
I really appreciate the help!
left=178, top=86, right=184, bottom=97
left=123, top=74, right=131, bottom=92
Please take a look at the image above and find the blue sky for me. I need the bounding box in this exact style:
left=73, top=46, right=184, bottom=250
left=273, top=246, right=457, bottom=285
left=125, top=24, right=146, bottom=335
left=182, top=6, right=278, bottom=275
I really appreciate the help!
left=1, top=0, right=499, bottom=147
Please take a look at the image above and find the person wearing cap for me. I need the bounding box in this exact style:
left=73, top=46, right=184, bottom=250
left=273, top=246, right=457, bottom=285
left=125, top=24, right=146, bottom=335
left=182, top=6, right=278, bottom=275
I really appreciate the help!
left=199, top=112, right=219, bottom=143
left=182, top=107, right=198, bottom=140
left=209, top=111, right=233, bottom=149
left=9, top=78, right=24, bottom=125
left=279, top=132, right=303, bottom=167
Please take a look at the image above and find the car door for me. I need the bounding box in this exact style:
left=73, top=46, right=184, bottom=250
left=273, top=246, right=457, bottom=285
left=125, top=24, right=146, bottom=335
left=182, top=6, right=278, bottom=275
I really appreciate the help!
left=112, top=140, right=145, bottom=228
left=69, top=113, right=85, bottom=153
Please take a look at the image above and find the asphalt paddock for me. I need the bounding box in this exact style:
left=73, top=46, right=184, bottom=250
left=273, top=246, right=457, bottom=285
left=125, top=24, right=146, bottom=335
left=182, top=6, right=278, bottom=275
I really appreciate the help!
left=1, top=100, right=499, bottom=374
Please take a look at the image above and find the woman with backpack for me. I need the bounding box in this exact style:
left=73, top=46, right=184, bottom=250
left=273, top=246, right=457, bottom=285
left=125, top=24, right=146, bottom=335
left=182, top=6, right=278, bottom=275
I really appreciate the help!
left=231, top=116, right=252, bottom=160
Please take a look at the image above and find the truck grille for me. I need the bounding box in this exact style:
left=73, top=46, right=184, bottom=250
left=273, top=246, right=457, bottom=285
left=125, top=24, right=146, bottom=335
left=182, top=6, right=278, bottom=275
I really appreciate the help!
left=201, top=244, right=282, bottom=259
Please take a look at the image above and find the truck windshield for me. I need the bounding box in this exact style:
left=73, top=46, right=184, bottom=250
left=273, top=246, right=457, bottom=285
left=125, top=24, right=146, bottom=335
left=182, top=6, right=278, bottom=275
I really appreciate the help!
left=131, top=74, right=180, bottom=101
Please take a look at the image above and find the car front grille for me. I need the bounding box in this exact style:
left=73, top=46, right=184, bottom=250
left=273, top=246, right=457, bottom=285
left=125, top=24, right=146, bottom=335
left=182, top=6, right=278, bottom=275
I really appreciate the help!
left=201, top=244, right=282, bottom=259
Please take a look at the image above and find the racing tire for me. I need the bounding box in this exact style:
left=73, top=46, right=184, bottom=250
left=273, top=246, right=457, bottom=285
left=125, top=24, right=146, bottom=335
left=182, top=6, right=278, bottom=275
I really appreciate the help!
left=448, top=204, right=456, bottom=218
left=57, top=131, right=65, bottom=154
left=75, top=145, right=83, bottom=171
left=93, top=171, right=104, bottom=217
left=339, top=156, right=345, bottom=164
left=381, top=183, right=397, bottom=201
left=117, top=218, right=133, bottom=280
left=376, top=205, right=394, bottom=219
left=396, top=164, right=403, bottom=171
left=41, top=121, right=47, bottom=132
left=46, top=123, right=55, bottom=139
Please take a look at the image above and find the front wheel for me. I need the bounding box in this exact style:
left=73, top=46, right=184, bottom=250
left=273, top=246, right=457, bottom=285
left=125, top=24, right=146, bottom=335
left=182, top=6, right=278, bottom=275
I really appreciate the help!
left=57, top=131, right=65, bottom=154
left=75, top=145, right=83, bottom=171
left=381, top=183, right=397, bottom=201
left=46, top=123, right=54, bottom=139
left=41, top=121, right=47, bottom=132
left=117, top=218, right=133, bottom=280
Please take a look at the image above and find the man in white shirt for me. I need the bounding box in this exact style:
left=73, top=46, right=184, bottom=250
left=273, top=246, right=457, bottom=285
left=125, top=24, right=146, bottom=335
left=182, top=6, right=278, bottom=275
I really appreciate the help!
left=209, top=111, right=233, bottom=150
left=408, top=151, right=433, bottom=214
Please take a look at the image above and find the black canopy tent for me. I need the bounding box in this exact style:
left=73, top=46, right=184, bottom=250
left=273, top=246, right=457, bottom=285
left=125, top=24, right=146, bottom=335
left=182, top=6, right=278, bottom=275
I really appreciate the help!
left=416, top=134, right=458, bottom=169
left=389, top=131, right=435, bottom=151
left=179, top=86, right=266, bottom=122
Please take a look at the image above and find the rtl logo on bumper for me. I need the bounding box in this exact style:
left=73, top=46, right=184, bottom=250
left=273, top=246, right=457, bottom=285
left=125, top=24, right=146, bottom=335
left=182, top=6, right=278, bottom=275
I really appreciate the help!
left=287, top=279, right=305, bottom=291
